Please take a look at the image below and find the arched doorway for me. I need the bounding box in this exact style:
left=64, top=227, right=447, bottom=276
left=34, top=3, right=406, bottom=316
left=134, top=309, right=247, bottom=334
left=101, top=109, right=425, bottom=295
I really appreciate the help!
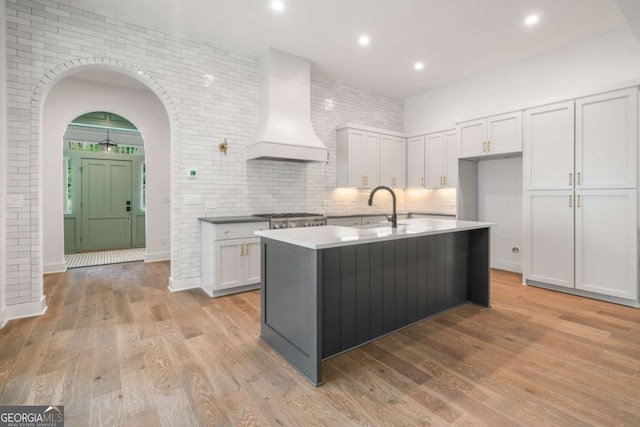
left=62, top=112, right=147, bottom=266
left=41, top=69, right=171, bottom=273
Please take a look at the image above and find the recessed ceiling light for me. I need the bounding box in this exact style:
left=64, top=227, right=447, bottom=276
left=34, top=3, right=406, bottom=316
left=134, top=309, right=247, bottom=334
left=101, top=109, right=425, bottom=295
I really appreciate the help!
left=414, top=62, right=424, bottom=71
left=358, top=35, right=370, bottom=46
left=525, top=14, right=539, bottom=26
left=271, top=0, right=284, bottom=12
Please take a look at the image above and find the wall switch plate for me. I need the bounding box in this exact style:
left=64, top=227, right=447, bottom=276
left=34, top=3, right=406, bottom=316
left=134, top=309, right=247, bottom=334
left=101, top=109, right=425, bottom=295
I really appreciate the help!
left=323, top=200, right=330, bottom=207
left=6, top=194, right=24, bottom=208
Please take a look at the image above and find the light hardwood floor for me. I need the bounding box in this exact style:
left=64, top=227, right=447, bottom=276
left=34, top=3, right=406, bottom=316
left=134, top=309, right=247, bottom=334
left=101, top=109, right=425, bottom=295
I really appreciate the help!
left=1, top=262, right=639, bottom=426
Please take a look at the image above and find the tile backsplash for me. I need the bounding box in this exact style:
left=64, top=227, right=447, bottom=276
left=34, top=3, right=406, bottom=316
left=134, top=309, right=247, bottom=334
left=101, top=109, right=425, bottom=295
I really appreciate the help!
left=4, top=0, right=454, bottom=305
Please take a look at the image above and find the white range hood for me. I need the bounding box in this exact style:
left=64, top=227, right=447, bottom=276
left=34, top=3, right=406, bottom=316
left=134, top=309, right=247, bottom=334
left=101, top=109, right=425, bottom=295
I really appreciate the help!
left=247, top=48, right=328, bottom=163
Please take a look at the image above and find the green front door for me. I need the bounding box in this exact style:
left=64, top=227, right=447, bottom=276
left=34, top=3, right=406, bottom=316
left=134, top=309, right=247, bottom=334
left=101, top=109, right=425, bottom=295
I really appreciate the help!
left=81, top=158, right=133, bottom=251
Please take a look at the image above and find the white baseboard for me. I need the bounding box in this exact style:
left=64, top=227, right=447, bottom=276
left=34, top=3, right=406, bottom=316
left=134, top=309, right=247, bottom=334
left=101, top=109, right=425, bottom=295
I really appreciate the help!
left=144, top=251, right=170, bottom=263
left=491, top=259, right=522, bottom=274
left=168, top=276, right=200, bottom=292
left=3, top=296, right=48, bottom=322
left=43, top=261, right=67, bottom=274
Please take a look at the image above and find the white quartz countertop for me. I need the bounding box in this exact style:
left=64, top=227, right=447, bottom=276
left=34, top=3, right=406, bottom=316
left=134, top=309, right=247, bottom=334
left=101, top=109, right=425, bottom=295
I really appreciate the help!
left=255, top=218, right=493, bottom=250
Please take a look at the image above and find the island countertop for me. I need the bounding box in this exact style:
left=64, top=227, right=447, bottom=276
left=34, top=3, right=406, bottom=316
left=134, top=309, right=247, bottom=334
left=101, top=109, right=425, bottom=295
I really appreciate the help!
left=255, top=218, right=493, bottom=250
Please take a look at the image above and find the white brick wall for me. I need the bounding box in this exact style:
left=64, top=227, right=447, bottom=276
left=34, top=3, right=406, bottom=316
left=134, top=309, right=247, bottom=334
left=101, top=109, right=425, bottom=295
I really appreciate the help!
left=3, top=0, right=451, bottom=307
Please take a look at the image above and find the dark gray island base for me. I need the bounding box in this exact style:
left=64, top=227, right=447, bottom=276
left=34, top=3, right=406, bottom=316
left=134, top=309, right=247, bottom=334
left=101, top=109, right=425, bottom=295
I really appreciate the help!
left=260, top=227, right=490, bottom=386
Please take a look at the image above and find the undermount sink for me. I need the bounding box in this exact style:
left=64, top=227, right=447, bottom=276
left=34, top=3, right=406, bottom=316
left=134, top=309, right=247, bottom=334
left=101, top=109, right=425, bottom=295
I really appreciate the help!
left=354, top=221, right=410, bottom=229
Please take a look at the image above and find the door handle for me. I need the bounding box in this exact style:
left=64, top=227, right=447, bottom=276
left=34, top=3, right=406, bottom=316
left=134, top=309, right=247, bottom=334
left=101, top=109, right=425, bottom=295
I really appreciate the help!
left=577, top=195, right=581, bottom=208
left=569, top=195, right=572, bottom=208
left=569, top=173, right=572, bottom=186
left=577, top=172, right=581, bottom=185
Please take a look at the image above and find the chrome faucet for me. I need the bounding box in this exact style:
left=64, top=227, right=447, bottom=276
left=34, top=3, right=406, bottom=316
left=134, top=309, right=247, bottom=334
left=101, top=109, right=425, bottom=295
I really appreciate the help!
left=368, top=186, right=397, bottom=228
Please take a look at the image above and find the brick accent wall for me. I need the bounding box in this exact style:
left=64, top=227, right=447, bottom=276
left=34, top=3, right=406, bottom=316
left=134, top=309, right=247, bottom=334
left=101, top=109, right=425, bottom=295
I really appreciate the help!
left=3, top=0, right=452, bottom=307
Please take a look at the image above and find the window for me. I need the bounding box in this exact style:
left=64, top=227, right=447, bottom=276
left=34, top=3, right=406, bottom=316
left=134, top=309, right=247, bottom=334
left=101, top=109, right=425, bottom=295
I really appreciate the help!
left=68, top=141, right=139, bottom=155
left=140, top=161, right=146, bottom=211
left=63, top=157, right=72, bottom=214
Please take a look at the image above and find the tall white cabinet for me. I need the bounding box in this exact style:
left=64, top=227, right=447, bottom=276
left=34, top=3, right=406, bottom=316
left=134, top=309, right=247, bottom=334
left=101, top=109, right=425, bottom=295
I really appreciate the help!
left=523, top=88, right=639, bottom=304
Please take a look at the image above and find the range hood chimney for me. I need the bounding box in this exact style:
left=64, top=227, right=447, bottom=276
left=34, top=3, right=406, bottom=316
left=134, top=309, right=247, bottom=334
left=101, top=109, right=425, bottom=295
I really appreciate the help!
left=247, top=48, right=328, bottom=162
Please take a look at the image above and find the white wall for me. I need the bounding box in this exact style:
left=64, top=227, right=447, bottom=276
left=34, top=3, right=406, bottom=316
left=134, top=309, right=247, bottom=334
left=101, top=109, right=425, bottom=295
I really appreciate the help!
left=478, top=157, right=523, bottom=273
left=405, top=28, right=640, bottom=132
left=42, top=76, right=170, bottom=271
left=0, top=0, right=7, bottom=326
left=4, top=0, right=412, bottom=308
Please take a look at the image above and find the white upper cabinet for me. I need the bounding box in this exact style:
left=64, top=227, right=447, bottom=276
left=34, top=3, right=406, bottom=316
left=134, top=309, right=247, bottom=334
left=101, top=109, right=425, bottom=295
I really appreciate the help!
left=444, top=130, right=459, bottom=188
left=379, top=135, right=406, bottom=188
left=458, top=118, right=486, bottom=158
left=575, top=189, right=637, bottom=300
left=408, top=130, right=458, bottom=189
left=407, top=136, right=425, bottom=188
left=524, top=101, right=575, bottom=190
left=458, top=112, right=522, bottom=158
left=337, top=128, right=380, bottom=188
left=425, top=133, right=445, bottom=188
left=576, top=88, right=638, bottom=189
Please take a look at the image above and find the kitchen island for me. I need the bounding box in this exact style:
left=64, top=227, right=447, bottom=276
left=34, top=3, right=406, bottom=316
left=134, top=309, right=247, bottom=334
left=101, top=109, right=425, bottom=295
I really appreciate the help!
left=255, top=218, right=492, bottom=386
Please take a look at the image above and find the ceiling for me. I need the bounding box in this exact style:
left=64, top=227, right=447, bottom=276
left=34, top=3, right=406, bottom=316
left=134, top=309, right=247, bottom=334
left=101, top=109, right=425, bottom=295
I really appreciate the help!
left=69, top=0, right=628, bottom=99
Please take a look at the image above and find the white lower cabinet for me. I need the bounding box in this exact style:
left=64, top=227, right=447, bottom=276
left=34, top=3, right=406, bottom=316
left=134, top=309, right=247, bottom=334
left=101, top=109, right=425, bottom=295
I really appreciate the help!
left=524, top=189, right=638, bottom=302
left=214, top=237, right=261, bottom=290
left=524, top=191, right=574, bottom=288
left=575, top=190, right=637, bottom=300
left=201, top=221, right=269, bottom=297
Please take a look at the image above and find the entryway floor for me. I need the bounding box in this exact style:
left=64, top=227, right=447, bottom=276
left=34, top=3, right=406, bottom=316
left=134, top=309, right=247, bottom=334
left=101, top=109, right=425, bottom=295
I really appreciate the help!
left=65, top=247, right=145, bottom=268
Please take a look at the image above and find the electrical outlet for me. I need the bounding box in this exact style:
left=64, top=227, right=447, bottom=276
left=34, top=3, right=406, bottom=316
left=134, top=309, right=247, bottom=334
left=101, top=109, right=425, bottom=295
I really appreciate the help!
left=323, top=200, right=330, bottom=207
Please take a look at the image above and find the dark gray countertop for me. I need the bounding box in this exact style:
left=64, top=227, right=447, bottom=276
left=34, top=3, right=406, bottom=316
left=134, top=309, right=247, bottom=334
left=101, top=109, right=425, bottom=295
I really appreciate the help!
left=198, top=216, right=269, bottom=224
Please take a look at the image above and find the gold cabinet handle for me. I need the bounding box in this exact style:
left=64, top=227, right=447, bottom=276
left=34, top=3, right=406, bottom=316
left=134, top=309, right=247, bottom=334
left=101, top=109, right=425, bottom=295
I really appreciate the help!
left=569, top=195, right=572, bottom=208
left=482, top=141, right=486, bottom=152
left=487, top=141, right=491, bottom=151
left=246, top=243, right=250, bottom=255
left=240, top=244, right=244, bottom=256
left=577, top=172, right=581, bottom=185
left=443, top=176, right=446, bottom=186
left=569, top=173, right=573, bottom=186
left=421, top=177, right=425, bottom=187
left=577, top=195, right=581, bottom=208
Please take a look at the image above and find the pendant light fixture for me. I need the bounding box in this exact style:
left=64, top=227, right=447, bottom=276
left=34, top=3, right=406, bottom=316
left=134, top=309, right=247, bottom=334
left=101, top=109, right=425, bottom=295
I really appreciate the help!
left=98, top=128, right=118, bottom=152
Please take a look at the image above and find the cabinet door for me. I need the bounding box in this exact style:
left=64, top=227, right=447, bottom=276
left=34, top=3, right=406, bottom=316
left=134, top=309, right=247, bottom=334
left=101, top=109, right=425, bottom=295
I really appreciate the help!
left=243, top=238, right=262, bottom=285
left=523, top=191, right=574, bottom=288
left=575, top=190, right=637, bottom=299
left=393, top=137, right=407, bottom=188
left=362, top=132, right=380, bottom=188
left=214, top=238, right=244, bottom=290
left=379, top=135, right=405, bottom=188
left=407, top=136, right=425, bottom=188
left=425, top=133, right=444, bottom=188
left=576, top=88, right=638, bottom=189
left=346, top=130, right=365, bottom=187
left=458, top=118, right=486, bottom=158
left=443, top=130, right=458, bottom=188
left=524, top=101, right=575, bottom=190
left=487, top=111, right=522, bottom=155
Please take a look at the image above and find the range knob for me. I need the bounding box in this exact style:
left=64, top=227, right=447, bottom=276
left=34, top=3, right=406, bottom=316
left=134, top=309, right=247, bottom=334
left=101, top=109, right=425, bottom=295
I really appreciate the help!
left=273, top=223, right=282, bottom=229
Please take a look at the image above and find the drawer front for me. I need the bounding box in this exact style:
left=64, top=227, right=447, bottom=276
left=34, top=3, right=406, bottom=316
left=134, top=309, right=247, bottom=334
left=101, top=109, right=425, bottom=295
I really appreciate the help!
left=215, top=222, right=269, bottom=240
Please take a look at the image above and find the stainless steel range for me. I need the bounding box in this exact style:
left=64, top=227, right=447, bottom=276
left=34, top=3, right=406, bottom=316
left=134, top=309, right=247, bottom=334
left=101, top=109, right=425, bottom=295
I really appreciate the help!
left=254, top=213, right=327, bottom=229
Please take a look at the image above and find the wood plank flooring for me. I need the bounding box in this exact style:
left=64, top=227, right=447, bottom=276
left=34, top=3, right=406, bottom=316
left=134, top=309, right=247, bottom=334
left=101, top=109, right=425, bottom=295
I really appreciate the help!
left=1, top=262, right=639, bottom=426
